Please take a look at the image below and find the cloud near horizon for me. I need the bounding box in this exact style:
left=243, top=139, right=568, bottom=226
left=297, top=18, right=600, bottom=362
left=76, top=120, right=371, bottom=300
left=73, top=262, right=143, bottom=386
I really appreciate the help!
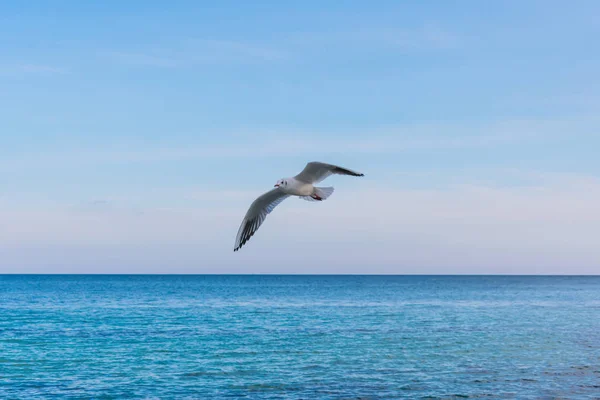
left=2, top=174, right=598, bottom=274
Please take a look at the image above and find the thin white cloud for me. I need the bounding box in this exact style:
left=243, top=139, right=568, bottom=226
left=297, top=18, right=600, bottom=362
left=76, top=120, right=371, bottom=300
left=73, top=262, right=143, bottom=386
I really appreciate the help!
left=105, top=52, right=180, bottom=68
left=287, top=23, right=463, bottom=52
left=368, top=23, right=462, bottom=50
left=105, top=38, right=286, bottom=68
left=0, top=116, right=594, bottom=169
left=186, top=38, right=286, bottom=62
left=0, top=64, right=69, bottom=75
left=103, top=23, right=455, bottom=70
left=19, top=64, right=68, bottom=74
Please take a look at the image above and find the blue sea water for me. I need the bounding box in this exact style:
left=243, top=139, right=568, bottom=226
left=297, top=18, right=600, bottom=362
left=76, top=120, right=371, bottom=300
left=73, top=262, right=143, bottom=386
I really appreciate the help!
left=0, top=275, right=599, bottom=399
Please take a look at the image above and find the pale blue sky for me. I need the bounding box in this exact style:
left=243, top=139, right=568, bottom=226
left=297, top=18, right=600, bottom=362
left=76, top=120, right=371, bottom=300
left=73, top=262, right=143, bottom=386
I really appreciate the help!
left=1, top=1, right=599, bottom=273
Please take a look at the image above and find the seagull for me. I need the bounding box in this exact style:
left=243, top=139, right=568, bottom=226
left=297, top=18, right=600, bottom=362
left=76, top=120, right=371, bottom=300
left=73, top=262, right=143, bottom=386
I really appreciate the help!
left=234, top=162, right=364, bottom=251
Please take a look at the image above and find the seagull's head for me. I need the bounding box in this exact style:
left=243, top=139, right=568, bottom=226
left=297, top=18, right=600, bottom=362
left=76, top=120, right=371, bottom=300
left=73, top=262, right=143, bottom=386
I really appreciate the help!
left=274, top=179, right=288, bottom=188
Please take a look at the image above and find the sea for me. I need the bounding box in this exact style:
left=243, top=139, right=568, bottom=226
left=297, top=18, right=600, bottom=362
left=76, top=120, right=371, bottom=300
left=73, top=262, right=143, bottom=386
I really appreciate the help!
left=1, top=275, right=599, bottom=399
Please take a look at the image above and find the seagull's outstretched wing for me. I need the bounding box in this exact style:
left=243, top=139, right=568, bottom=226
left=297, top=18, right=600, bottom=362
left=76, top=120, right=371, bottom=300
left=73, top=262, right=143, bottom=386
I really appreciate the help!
left=294, top=161, right=364, bottom=184
left=234, top=189, right=290, bottom=251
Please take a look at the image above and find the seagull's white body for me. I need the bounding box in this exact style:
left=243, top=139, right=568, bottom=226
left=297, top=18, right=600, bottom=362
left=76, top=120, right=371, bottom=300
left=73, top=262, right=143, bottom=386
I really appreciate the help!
left=234, top=161, right=364, bottom=251
left=277, top=177, right=314, bottom=197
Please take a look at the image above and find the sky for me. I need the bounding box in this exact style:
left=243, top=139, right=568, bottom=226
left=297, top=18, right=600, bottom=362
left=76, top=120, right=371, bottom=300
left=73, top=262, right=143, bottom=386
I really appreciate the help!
left=1, top=0, right=599, bottom=274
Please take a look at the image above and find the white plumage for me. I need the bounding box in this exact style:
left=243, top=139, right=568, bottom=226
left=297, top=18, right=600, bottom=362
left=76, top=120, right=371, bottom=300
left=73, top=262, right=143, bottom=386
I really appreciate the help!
left=234, top=162, right=364, bottom=251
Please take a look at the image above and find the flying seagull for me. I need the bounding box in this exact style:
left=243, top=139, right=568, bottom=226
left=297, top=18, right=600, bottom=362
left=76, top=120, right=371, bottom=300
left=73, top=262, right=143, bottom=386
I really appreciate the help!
left=234, top=162, right=364, bottom=251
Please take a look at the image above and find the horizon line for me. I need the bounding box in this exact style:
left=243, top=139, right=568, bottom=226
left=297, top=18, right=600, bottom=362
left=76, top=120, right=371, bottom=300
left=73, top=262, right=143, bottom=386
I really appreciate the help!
left=1, top=273, right=598, bottom=277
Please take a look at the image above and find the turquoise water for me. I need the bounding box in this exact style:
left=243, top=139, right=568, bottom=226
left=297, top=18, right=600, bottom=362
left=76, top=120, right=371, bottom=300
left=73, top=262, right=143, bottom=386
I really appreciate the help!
left=1, top=275, right=599, bottom=399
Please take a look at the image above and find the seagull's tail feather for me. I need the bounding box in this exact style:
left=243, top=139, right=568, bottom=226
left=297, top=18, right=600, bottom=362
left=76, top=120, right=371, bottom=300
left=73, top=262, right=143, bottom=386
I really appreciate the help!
left=314, top=186, right=334, bottom=200
left=300, top=187, right=334, bottom=202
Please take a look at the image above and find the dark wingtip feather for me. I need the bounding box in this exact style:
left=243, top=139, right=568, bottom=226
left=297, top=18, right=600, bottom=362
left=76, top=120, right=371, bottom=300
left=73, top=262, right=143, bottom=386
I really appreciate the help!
left=234, top=217, right=259, bottom=252
left=332, top=166, right=364, bottom=177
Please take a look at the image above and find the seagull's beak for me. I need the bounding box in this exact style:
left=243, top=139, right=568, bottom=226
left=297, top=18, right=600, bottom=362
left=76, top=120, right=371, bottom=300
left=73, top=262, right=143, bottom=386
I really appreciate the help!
left=274, top=184, right=280, bottom=187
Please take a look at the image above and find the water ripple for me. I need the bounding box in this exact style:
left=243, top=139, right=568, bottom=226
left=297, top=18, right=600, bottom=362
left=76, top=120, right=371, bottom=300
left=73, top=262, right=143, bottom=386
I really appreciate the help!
left=1, top=275, right=599, bottom=399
